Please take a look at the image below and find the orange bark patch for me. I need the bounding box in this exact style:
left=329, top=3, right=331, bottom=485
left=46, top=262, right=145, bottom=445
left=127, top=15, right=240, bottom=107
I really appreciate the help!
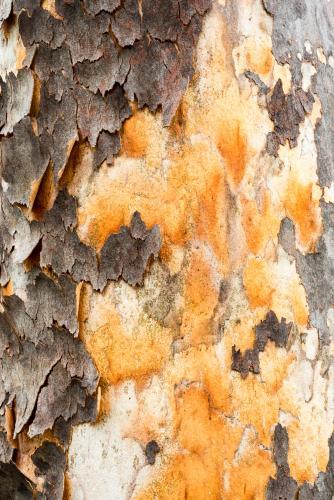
left=284, top=177, right=322, bottom=252
left=246, top=44, right=273, bottom=76
left=243, top=257, right=274, bottom=309
left=85, top=304, right=172, bottom=385
left=180, top=247, right=220, bottom=345
left=121, top=109, right=162, bottom=162
left=137, top=385, right=274, bottom=500
left=242, top=192, right=280, bottom=255
left=218, top=120, right=247, bottom=187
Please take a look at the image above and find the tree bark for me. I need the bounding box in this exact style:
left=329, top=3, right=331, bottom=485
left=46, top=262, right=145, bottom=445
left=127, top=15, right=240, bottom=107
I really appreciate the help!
left=0, top=0, right=333, bottom=498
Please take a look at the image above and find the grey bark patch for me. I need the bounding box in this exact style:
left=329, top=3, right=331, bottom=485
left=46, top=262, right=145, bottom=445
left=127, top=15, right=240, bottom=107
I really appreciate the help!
left=0, top=194, right=41, bottom=263
left=0, top=462, right=35, bottom=499
left=13, top=0, right=39, bottom=15
left=0, top=311, right=98, bottom=437
left=263, top=0, right=334, bottom=81
left=0, top=68, right=34, bottom=136
left=312, top=64, right=334, bottom=187
left=266, top=425, right=334, bottom=499
left=32, top=441, right=66, bottom=499
left=25, top=273, right=78, bottom=335
left=53, top=394, right=97, bottom=446
left=0, top=0, right=206, bottom=490
left=244, top=70, right=269, bottom=95
left=38, top=87, right=78, bottom=176
left=1, top=117, right=49, bottom=207
left=38, top=191, right=160, bottom=290
left=232, top=311, right=292, bottom=378
left=75, top=84, right=131, bottom=146
left=29, top=360, right=94, bottom=436
left=267, top=0, right=334, bottom=349
left=266, top=79, right=314, bottom=156
left=279, top=210, right=334, bottom=347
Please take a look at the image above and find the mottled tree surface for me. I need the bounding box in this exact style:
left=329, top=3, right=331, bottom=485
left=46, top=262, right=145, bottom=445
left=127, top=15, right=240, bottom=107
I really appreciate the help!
left=0, top=0, right=334, bottom=499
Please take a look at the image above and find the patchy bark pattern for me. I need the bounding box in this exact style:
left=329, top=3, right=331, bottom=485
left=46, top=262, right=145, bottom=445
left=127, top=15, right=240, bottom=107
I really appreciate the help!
left=232, top=311, right=292, bottom=378
left=1, top=0, right=334, bottom=498
left=0, top=0, right=195, bottom=495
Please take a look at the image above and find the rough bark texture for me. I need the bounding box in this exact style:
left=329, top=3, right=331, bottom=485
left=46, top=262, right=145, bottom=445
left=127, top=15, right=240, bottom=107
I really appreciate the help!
left=0, top=0, right=334, bottom=498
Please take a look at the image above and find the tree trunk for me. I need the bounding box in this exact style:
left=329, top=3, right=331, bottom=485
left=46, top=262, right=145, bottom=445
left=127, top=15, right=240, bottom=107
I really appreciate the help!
left=0, top=0, right=333, bottom=498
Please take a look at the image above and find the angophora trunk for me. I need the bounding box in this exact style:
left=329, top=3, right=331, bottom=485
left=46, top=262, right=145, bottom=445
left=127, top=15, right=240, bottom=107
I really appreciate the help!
left=0, top=0, right=333, bottom=498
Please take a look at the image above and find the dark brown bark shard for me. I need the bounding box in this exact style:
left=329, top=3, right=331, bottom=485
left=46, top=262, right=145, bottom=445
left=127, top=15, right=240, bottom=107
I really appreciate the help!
left=0, top=462, right=35, bottom=499
left=74, top=34, right=130, bottom=95
left=232, top=311, right=292, bottom=378
left=19, top=7, right=65, bottom=49
left=1, top=117, right=49, bottom=207
left=266, top=424, right=298, bottom=500
left=98, top=211, right=162, bottom=289
left=141, top=0, right=181, bottom=42
left=55, top=0, right=110, bottom=63
left=266, top=79, right=314, bottom=156
left=111, top=0, right=141, bottom=47
left=93, top=131, right=121, bottom=168
left=75, top=84, right=131, bottom=146
left=83, top=0, right=120, bottom=15
left=34, top=43, right=73, bottom=101
left=32, top=441, right=66, bottom=499
left=124, top=37, right=191, bottom=126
